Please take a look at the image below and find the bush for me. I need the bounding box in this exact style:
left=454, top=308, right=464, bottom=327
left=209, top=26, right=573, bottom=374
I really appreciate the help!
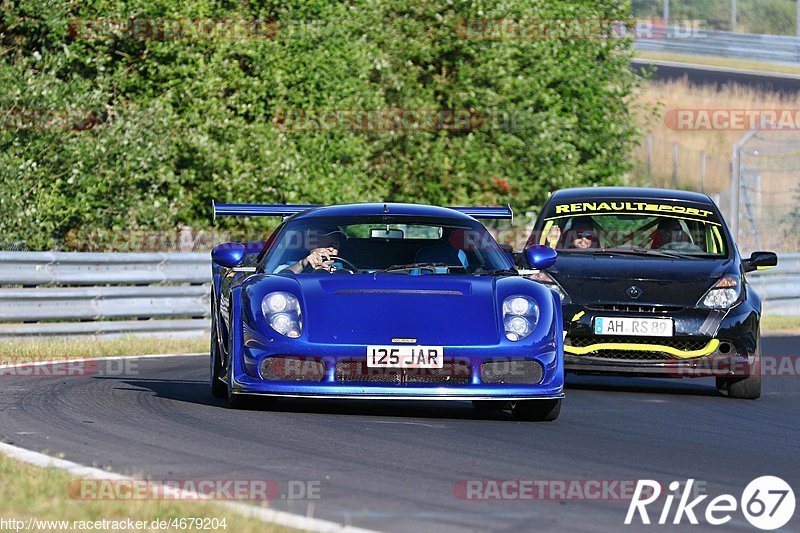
left=0, top=0, right=639, bottom=250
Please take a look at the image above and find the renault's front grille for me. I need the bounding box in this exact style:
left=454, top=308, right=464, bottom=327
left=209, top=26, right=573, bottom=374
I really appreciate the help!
left=584, top=304, right=683, bottom=314
left=566, top=336, right=711, bottom=361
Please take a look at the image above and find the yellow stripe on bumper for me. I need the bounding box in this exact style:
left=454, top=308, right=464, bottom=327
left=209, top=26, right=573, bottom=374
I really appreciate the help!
left=564, top=339, right=720, bottom=359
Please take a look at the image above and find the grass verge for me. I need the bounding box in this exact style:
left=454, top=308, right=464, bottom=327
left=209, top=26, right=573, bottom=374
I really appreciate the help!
left=761, top=315, right=800, bottom=335
left=0, top=453, right=299, bottom=533
left=0, top=336, right=209, bottom=364
left=635, top=50, right=800, bottom=76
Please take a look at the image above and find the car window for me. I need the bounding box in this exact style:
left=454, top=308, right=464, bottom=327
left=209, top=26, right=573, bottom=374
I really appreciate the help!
left=532, top=200, right=728, bottom=256
left=343, top=224, right=443, bottom=240
left=263, top=215, right=513, bottom=274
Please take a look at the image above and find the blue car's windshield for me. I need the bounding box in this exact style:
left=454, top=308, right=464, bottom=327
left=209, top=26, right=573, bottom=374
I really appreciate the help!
left=262, top=215, right=513, bottom=275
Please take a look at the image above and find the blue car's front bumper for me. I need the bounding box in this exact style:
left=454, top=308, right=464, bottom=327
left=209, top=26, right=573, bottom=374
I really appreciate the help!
left=224, top=278, right=565, bottom=400
left=230, top=338, right=564, bottom=400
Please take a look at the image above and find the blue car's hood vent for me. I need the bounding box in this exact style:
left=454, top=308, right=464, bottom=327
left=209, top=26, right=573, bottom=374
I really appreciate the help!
left=334, top=289, right=463, bottom=296
left=298, top=275, right=500, bottom=345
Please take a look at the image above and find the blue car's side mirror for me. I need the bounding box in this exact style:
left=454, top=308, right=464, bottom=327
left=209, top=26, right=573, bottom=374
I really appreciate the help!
left=212, top=242, right=246, bottom=268
left=525, top=244, right=557, bottom=270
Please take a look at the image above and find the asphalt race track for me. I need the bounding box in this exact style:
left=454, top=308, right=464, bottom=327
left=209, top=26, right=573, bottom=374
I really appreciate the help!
left=1, top=336, right=798, bottom=532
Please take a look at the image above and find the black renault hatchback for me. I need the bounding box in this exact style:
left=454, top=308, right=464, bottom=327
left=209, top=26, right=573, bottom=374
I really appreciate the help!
left=522, top=187, right=777, bottom=399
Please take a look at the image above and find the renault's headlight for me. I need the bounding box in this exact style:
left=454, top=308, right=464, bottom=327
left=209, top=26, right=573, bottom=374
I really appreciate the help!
left=262, top=292, right=302, bottom=338
left=503, top=295, right=539, bottom=341
left=698, top=276, right=741, bottom=309
left=528, top=271, right=570, bottom=303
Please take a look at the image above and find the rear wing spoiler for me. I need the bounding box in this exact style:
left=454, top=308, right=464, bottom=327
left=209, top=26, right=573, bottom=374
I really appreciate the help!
left=212, top=201, right=317, bottom=220
left=212, top=201, right=513, bottom=221
left=450, top=206, right=513, bottom=221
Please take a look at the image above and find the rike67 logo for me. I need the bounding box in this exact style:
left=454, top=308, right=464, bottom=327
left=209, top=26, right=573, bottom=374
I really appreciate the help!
left=625, top=477, right=795, bottom=530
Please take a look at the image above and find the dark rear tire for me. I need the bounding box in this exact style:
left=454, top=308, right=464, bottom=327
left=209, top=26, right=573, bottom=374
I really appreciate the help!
left=716, top=338, right=762, bottom=400
left=472, top=400, right=509, bottom=411
left=209, top=321, right=227, bottom=399
left=511, top=398, right=561, bottom=421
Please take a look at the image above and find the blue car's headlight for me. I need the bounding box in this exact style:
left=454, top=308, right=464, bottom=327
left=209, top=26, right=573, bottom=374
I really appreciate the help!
left=502, top=295, right=539, bottom=341
left=261, top=291, right=302, bottom=338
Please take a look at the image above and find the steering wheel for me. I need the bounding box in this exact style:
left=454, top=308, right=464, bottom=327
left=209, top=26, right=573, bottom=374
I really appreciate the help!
left=312, top=255, right=359, bottom=273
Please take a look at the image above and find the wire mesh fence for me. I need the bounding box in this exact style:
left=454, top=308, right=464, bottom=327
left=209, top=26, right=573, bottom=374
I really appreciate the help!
left=630, top=135, right=730, bottom=195
left=630, top=132, right=800, bottom=254
left=733, top=131, right=800, bottom=254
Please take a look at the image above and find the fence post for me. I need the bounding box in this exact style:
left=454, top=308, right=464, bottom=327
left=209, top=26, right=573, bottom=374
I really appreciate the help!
left=730, top=126, right=762, bottom=246
left=730, top=146, right=740, bottom=242
left=699, top=151, right=706, bottom=193
left=180, top=226, right=194, bottom=252
left=672, top=142, right=678, bottom=188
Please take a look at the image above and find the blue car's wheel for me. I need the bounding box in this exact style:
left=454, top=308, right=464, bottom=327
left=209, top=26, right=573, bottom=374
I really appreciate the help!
left=209, top=320, right=227, bottom=399
left=511, top=399, right=561, bottom=422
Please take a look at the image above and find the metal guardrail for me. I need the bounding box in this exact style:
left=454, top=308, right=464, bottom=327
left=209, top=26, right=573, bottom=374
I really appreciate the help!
left=748, top=254, right=800, bottom=316
left=635, top=28, right=800, bottom=65
left=0, top=252, right=208, bottom=285
left=0, top=252, right=210, bottom=339
left=0, top=251, right=795, bottom=340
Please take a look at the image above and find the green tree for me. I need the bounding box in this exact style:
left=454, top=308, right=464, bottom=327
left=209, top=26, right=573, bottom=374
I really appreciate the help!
left=0, top=0, right=639, bottom=250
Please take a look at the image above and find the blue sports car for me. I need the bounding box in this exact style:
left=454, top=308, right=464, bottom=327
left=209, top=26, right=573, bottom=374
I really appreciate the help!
left=210, top=202, right=564, bottom=421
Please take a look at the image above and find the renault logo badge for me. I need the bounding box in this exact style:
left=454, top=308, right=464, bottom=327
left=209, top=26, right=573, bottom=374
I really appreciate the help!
left=627, top=286, right=643, bottom=299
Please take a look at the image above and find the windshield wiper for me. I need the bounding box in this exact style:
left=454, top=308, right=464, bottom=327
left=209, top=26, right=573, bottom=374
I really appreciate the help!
left=589, top=248, right=699, bottom=259
left=376, top=262, right=467, bottom=273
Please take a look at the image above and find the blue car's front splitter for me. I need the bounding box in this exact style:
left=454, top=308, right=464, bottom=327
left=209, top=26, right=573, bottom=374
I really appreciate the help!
left=229, top=347, right=564, bottom=400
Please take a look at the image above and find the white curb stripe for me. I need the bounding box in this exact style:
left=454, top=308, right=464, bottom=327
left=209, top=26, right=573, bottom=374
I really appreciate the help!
left=0, top=353, right=380, bottom=533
